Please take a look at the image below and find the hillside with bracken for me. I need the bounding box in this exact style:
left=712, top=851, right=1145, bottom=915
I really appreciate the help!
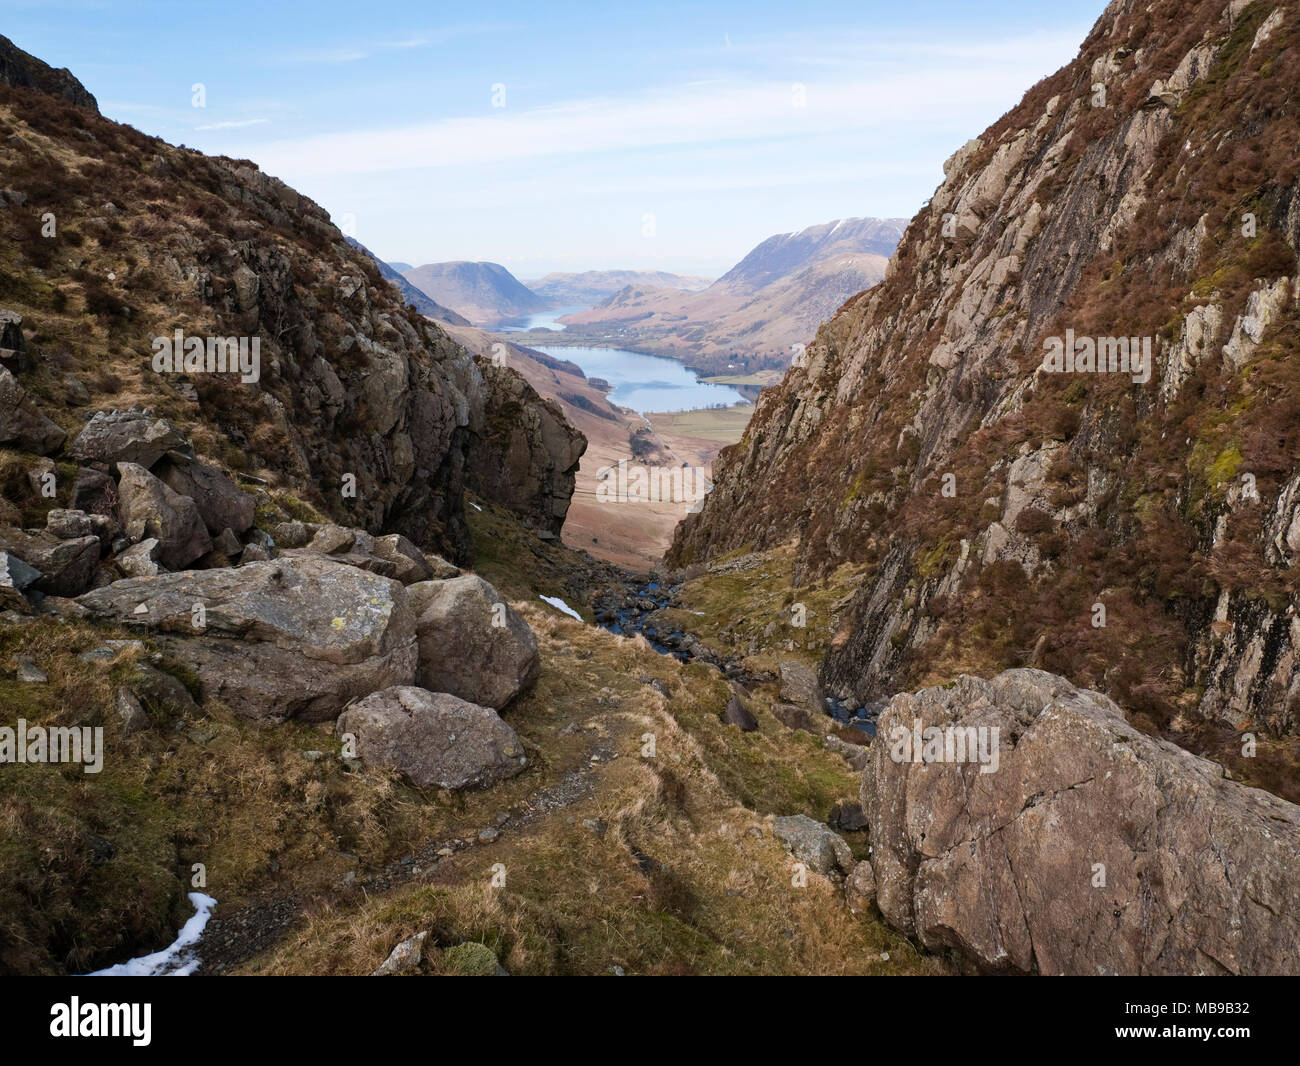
left=672, top=0, right=1300, bottom=782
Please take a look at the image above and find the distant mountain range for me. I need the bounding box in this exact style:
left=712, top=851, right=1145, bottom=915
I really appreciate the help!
left=557, top=217, right=907, bottom=375
left=392, top=262, right=715, bottom=326
left=401, top=261, right=547, bottom=326
left=714, top=217, right=902, bottom=291
left=524, top=270, right=712, bottom=307
left=392, top=218, right=904, bottom=370
left=344, top=239, right=470, bottom=325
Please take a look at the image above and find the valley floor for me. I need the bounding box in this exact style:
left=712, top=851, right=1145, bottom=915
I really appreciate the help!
left=0, top=501, right=942, bottom=976
left=562, top=405, right=750, bottom=571
left=232, top=595, right=930, bottom=975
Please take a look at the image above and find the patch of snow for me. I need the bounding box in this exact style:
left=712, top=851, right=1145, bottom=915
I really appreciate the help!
left=540, top=595, right=582, bottom=621
left=88, top=893, right=217, bottom=976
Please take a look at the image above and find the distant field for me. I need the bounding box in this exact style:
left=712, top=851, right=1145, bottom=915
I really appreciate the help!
left=644, top=405, right=753, bottom=443
left=702, top=371, right=782, bottom=387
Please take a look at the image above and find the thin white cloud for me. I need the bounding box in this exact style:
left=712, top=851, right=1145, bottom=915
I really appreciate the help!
left=252, top=59, right=1054, bottom=180
left=361, top=156, right=941, bottom=213
left=280, top=47, right=370, bottom=64
left=195, top=117, right=270, bottom=130
left=224, top=24, right=1085, bottom=272
left=103, top=101, right=183, bottom=116
left=657, top=26, right=1086, bottom=65
left=380, top=36, right=436, bottom=50
left=274, top=23, right=511, bottom=65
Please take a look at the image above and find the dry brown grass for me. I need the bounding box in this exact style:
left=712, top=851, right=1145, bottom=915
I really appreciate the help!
left=236, top=604, right=937, bottom=976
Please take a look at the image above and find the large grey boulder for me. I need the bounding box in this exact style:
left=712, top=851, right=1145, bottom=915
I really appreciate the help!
left=69, top=409, right=189, bottom=469
left=116, top=462, right=212, bottom=569
left=723, top=691, right=758, bottom=731
left=0, top=527, right=100, bottom=596
left=372, top=534, right=433, bottom=584
left=0, top=367, right=65, bottom=454
left=45, top=508, right=93, bottom=539
left=116, top=538, right=163, bottom=577
left=288, top=526, right=434, bottom=585
left=0, top=550, right=41, bottom=610
left=772, top=814, right=853, bottom=876
left=76, top=556, right=417, bottom=722
left=0, top=309, right=27, bottom=372
left=406, top=575, right=540, bottom=710
left=337, top=686, right=526, bottom=789
left=771, top=702, right=820, bottom=733
left=862, top=669, right=1300, bottom=975
left=155, top=456, right=255, bottom=535
left=779, top=660, right=826, bottom=713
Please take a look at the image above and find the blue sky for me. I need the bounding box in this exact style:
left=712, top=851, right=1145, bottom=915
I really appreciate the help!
left=5, top=0, right=1103, bottom=276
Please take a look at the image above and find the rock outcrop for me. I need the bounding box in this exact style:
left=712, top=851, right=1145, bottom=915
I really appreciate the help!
left=466, top=363, right=586, bottom=538
left=115, top=462, right=212, bottom=570
left=69, top=410, right=190, bottom=470
left=669, top=0, right=1300, bottom=738
left=0, top=32, right=98, bottom=111
left=0, top=70, right=584, bottom=569
left=337, top=685, right=527, bottom=789
left=76, top=556, right=417, bottom=721
left=0, top=527, right=99, bottom=596
left=772, top=813, right=853, bottom=876
left=861, top=669, right=1300, bottom=975
left=0, top=367, right=65, bottom=454
left=407, top=574, right=540, bottom=710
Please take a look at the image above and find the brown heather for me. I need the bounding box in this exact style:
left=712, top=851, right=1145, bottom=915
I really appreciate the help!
left=671, top=0, right=1300, bottom=782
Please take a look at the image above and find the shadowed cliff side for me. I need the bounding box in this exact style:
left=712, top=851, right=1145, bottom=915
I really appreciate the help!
left=0, top=59, right=583, bottom=564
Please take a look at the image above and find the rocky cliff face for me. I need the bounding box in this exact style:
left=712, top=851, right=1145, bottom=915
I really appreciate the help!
left=343, top=238, right=471, bottom=326
left=0, top=34, right=98, bottom=112
left=671, top=0, right=1300, bottom=740
left=861, top=669, right=1300, bottom=975
left=465, top=363, right=585, bottom=538
left=0, top=57, right=581, bottom=565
